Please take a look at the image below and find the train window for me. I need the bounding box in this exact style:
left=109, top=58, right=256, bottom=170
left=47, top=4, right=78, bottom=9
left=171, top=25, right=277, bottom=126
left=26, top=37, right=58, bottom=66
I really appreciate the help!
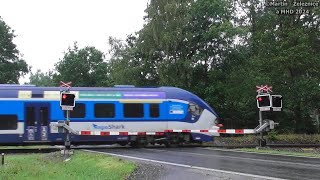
left=94, top=103, right=115, bottom=118
left=188, top=102, right=203, bottom=116
left=64, top=103, right=85, bottom=118
left=40, top=107, right=49, bottom=126
left=124, top=103, right=144, bottom=118
left=0, top=115, right=18, bottom=130
left=150, top=104, right=160, bottom=118
left=26, top=107, right=35, bottom=126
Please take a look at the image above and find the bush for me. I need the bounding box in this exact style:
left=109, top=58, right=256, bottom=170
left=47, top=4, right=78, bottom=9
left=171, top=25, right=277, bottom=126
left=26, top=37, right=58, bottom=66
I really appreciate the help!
left=214, top=133, right=320, bottom=145
left=266, top=134, right=320, bottom=144
left=267, top=130, right=278, bottom=141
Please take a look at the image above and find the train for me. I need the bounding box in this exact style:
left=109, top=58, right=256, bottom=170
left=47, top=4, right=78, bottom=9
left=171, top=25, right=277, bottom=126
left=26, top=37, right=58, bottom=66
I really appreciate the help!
left=0, top=84, right=220, bottom=147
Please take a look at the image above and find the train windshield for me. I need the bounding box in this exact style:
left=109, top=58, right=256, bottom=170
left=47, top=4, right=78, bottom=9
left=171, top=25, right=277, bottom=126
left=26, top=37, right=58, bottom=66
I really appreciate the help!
left=188, top=102, right=203, bottom=116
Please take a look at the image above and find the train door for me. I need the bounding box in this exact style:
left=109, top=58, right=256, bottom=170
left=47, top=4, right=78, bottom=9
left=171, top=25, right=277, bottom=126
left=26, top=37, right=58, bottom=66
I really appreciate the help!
left=25, top=103, right=50, bottom=141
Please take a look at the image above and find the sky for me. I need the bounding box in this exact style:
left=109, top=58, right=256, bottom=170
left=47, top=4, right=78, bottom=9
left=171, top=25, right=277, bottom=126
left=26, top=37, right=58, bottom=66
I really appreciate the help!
left=0, top=0, right=149, bottom=84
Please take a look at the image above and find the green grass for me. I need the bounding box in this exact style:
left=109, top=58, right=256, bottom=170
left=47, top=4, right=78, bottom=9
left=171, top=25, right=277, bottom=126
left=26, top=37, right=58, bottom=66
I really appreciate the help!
left=237, top=148, right=320, bottom=158
left=0, top=151, right=135, bottom=180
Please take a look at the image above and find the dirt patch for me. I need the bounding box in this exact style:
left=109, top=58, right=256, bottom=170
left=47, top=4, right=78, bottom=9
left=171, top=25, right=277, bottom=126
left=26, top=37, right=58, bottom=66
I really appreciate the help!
left=126, top=162, right=167, bottom=180
left=42, top=151, right=72, bottom=162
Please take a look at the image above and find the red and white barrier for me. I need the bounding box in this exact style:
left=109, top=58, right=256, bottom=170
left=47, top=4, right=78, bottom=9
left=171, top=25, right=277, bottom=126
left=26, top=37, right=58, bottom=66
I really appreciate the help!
left=78, top=129, right=255, bottom=136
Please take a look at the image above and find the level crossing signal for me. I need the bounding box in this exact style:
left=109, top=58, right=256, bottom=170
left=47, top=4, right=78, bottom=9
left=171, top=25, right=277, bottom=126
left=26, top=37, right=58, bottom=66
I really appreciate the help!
left=256, top=94, right=283, bottom=111
left=272, top=95, right=282, bottom=111
left=272, top=95, right=282, bottom=108
left=256, top=94, right=271, bottom=108
left=60, top=92, right=75, bottom=108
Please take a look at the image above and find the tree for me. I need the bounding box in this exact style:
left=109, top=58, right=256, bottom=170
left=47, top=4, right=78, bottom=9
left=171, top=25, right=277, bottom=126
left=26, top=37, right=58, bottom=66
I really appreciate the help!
left=228, top=0, right=320, bottom=132
left=134, top=0, right=236, bottom=89
left=0, top=17, right=29, bottom=83
left=104, top=0, right=320, bottom=133
left=54, top=42, right=110, bottom=87
left=29, top=69, right=55, bottom=87
left=107, top=35, right=160, bottom=86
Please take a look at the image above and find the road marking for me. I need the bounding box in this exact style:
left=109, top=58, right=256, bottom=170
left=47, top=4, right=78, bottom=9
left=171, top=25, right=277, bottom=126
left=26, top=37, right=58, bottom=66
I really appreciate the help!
left=143, top=148, right=320, bottom=168
left=83, top=149, right=286, bottom=180
left=202, top=147, right=320, bottom=159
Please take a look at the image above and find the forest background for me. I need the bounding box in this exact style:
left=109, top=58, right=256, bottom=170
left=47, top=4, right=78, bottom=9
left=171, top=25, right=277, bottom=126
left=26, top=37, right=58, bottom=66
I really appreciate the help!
left=1, top=0, right=319, bottom=133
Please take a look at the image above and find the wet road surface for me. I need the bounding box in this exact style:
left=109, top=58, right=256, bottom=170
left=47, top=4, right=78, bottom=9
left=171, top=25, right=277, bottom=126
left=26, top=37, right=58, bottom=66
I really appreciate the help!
left=84, top=147, right=320, bottom=180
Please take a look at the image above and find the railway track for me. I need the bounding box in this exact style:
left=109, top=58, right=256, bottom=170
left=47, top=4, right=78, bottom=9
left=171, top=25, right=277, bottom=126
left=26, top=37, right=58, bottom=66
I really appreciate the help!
left=0, top=147, right=62, bottom=154
left=0, top=144, right=202, bottom=154
left=1, top=143, right=319, bottom=154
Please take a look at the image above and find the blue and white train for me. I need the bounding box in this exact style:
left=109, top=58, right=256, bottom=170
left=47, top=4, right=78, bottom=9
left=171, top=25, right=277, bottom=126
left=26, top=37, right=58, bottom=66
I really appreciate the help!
left=0, top=84, right=220, bottom=146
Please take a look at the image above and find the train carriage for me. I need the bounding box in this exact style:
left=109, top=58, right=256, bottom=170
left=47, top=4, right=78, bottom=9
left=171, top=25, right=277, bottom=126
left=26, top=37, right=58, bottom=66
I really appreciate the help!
left=0, top=84, right=220, bottom=146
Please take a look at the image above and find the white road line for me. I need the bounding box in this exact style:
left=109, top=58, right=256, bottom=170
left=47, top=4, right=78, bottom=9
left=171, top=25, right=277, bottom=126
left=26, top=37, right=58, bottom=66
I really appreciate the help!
left=142, top=148, right=320, bottom=168
left=83, top=149, right=286, bottom=180
left=202, top=147, right=320, bottom=159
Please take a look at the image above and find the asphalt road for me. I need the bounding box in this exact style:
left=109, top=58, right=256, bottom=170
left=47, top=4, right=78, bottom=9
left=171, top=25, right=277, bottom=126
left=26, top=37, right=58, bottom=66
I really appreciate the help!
left=85, top=147, right=320, bottom=180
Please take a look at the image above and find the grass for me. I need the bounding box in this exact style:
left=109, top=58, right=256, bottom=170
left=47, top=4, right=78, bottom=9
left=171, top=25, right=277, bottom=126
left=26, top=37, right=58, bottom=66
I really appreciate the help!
left=237, top=148, right=320, bottom=158
left=0, top=151, right=135, bottom=180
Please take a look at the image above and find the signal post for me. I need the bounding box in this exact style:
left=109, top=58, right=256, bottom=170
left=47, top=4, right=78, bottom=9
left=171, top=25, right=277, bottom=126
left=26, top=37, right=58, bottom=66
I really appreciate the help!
left=59, top=81, right=76, bottom=155
left=256, top=85, right=283, bottom=147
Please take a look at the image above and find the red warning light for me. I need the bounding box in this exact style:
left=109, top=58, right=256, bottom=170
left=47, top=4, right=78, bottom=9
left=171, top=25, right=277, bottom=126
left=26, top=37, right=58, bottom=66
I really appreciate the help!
left=62, top=94, right=67, bottom=99
left=60, top=92, right=75, bottom=107
left=258, top=97, right=262, bottom=101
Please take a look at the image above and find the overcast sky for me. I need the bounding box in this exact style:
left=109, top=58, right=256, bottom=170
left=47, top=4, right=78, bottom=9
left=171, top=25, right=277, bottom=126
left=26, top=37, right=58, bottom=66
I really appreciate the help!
left=0, top=0, right=149, bottom=84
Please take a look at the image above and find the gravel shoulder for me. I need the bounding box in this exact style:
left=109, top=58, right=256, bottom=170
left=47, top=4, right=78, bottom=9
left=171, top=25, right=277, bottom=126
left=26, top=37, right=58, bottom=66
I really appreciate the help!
left=126, top=162, right=167, bottom=180
left=124, top=159, right=268, bottom=180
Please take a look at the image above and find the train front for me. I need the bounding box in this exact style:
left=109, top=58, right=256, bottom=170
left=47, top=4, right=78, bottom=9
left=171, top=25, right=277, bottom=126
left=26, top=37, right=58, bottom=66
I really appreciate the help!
left=187, top=97, right=221, bottom=140
left=164, top=87, right=221, bottom=142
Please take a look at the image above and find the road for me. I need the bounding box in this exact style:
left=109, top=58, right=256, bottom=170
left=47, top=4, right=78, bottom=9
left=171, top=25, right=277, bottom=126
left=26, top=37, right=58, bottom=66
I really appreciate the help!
left=84, top=146, right=320, bottom=180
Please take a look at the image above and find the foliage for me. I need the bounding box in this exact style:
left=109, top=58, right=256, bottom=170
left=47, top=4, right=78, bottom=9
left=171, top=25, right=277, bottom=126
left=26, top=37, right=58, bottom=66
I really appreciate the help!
left=29, top=69, right=55, bottom=86
left=107, top=36, right=151, bottom=86
left=54, top=42, right=111, bottom=87
left=213, top=135, right=258, bottom=145
left=267, top=133, right=320, bottom=144
left=27, top=0, right=320, bottom=133
left=215, top=133, right=320, bottom=146
left=237, top=1, right=320, bottom=133
left=0, top=17, right=29, bottom=83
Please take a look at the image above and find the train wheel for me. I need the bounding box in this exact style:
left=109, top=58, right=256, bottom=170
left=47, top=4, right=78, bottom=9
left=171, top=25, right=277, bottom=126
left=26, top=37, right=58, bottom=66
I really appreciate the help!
left=118, top=142, right=128, bottom=146
left=165, top=133, right=180, bottom=148
left=130, top=136, right=147, bottom=148
left=130, top=141, right=146, bottom=148
left=164, top=141, right=179, bottom=148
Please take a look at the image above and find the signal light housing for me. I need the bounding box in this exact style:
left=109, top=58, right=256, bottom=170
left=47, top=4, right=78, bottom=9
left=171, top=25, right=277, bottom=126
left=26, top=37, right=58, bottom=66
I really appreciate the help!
left=60, top=92, right=75, bottom=107
left=256, top=94, right=271, bottom=109
left=271, top=95, right=282, bottom=108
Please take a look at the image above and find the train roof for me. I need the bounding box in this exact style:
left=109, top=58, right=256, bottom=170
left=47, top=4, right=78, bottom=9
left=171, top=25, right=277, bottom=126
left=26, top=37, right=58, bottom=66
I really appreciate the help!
left=0, top=84, right=179, bottom=92
left=0, top=84, right=218, bottom=116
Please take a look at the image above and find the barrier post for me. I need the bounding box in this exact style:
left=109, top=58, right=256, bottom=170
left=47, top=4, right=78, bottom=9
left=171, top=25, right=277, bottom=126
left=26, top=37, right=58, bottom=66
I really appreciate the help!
left=65, top=110, right=71, bottom=151
left=1, top=153, right=4, bottom=165
left=256, top=85, right=273, bottom=147
left=59, top=81, right=74, bottom=156
left=258, top=111, right=266, bottom=147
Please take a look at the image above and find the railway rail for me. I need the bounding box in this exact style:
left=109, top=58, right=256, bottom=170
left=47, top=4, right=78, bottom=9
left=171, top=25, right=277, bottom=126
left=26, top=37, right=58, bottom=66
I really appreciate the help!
left=1, top=143, right=320, bottom=154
